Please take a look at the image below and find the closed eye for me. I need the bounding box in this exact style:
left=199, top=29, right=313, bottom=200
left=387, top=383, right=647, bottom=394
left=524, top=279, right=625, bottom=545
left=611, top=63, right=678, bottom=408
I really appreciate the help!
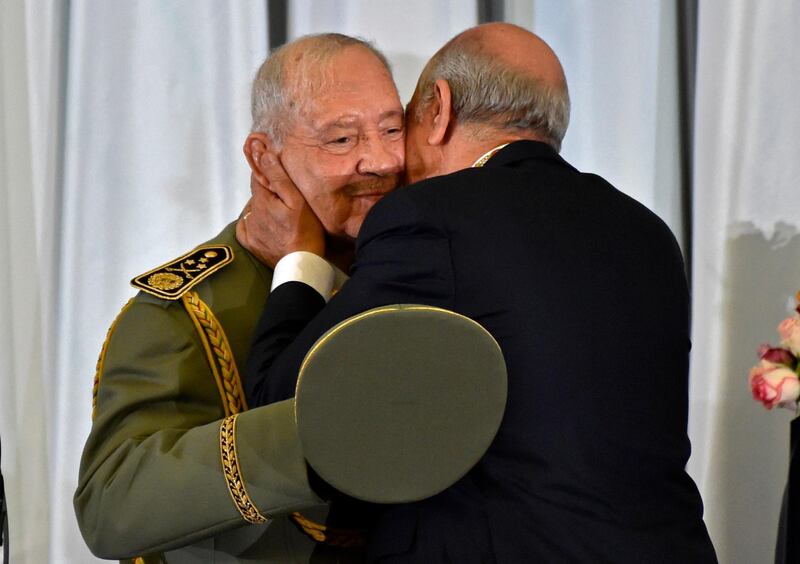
left=328, top=137, right=353, bottom=145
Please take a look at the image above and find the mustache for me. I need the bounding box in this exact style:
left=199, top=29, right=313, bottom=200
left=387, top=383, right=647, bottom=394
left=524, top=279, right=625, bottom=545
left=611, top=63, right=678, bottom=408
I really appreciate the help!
left=344, top=175, right=401, bottom=197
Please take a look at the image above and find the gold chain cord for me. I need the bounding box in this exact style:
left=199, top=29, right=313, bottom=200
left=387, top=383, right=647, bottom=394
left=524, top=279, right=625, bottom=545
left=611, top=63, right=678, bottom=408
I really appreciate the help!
left=182, top=291, right=248, bottom=415
left=220, top=414, right=269, bottom=524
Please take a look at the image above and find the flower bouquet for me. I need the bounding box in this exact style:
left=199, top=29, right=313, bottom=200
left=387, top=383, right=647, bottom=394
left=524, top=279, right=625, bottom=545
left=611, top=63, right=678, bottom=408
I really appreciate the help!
left=749, top=294, right=800, bottom=412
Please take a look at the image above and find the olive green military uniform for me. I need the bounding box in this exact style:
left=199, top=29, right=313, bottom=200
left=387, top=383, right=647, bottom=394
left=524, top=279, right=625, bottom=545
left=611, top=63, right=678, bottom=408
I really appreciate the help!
left=74, top=222, right=360, bottom=563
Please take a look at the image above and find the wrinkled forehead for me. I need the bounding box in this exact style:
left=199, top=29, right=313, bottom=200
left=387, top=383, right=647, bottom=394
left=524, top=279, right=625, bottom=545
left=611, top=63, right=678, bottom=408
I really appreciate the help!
left=286, top=51, right=402, bottom=132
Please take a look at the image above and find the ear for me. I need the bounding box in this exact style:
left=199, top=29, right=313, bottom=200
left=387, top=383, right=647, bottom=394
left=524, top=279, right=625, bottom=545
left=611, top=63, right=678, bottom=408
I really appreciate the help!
left=243, top=132, right=272, bottom=186
left=427, top=79, right=453, bottom=146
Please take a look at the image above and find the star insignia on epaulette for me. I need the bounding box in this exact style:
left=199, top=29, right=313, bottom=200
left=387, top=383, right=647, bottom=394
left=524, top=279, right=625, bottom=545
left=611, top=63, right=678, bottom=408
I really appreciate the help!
left=131, top=245, right=234, bottom=300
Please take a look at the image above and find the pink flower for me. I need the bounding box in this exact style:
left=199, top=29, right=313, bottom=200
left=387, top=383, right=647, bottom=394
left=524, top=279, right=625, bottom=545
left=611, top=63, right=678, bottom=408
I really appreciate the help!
left=778, top=317, right=800, bottom=356
left=758, top=344, right=797, bottom=367
left=749, top=360, right=800, bottom=410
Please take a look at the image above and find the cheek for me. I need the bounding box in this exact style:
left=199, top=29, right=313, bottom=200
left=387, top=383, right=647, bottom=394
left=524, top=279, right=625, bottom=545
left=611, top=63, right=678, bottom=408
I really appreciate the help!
left=306, top=189, right=355, bottom=237
left=391, top=137, right=406, bottom=167
left=280, top=147, right=363, bottom=236
left=281, top=152, right=317, bottom=198
left=403, top=144, right=425, bottom=184
left=343, top=209, right=367, bottom=239
left=404, top=129, right=423, bottom=162
left=286, top=161, right=343, bottom=221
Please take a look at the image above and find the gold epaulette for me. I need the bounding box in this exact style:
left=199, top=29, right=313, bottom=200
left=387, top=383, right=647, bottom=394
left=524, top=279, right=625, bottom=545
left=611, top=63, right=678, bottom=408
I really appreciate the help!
left=131, top=245, right=233, bottom=300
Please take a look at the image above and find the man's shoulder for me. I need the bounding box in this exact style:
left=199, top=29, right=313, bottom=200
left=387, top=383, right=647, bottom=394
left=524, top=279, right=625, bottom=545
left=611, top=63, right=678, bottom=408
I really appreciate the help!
left=131, top=243, right=235, bottom=301
left=128, top=221, right=272, bottom=306
left=129, top=222, right=236, bottom=301
left=404, top=167, right=489, bottom=194
left=359, top=167, right=515, bottom=240
left=95, top=221, right=269, bottom=419
left=373, top=168, right=483, bottom=213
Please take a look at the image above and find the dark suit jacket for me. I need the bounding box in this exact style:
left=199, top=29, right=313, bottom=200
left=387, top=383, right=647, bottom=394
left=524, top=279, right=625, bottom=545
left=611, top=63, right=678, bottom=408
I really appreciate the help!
left=247, top=141, right=717, bottom=563
left=775, top=417, right=800, bottom=564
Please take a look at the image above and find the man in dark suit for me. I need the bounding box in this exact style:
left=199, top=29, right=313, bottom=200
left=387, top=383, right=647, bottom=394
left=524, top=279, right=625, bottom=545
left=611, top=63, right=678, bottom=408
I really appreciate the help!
left=246, top=23, right=717, bottom=563
left=776, top=417, right=800, bottom=563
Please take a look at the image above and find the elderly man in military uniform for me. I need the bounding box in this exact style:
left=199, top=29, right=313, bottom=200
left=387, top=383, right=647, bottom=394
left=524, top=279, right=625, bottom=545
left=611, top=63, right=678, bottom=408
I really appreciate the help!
left=74, top=33, right=404, bottom=563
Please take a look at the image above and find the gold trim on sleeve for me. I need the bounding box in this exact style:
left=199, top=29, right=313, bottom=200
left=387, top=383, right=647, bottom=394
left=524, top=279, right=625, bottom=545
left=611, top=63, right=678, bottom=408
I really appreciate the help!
left=182, top=291, right=248, bottom=416
left=220, top=414, right=269, bottom=524
left=92, top=298, right=135, bottom=419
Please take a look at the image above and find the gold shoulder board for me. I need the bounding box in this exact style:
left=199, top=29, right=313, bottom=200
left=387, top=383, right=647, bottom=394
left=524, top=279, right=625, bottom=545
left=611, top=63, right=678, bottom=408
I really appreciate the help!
left=131, top=245, right=234, bottom=300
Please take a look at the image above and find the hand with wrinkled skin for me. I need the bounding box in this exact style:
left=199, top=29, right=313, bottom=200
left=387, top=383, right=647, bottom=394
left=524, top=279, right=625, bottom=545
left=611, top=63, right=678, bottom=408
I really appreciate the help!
left=236, top=152, right=325, bottom=269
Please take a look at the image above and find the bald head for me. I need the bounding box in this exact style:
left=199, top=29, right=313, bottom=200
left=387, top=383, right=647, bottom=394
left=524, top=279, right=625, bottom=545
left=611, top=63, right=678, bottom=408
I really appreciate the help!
left=456, top=23, right=566, bottom=89
left=412, top=23, right=570, bottom=151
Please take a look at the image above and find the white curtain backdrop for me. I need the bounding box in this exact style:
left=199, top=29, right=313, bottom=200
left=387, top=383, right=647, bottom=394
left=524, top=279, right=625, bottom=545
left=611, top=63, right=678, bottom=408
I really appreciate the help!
left=55, top=1, right=268, bottom=560
left=288, top=0, right=478, bottom=105
left=689, top=2, right=800, bottom=563
left=2, top=1, right=268, bottom=562
left=2, top=0, right=799, bottom=562
left=1, top=1, right=54, bottom=561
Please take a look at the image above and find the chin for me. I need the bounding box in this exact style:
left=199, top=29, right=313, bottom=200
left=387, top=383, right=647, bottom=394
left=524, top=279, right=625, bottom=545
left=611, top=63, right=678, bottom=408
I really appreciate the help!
left=343, top=226, right=361, bottom=240
left=344, top=213, right=370, bottom=240
left=351, top=196, right=382, bottom=219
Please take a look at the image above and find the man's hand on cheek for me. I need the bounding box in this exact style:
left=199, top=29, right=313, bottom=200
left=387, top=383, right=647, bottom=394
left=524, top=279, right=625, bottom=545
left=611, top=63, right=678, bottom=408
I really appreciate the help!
left=236, top=152, right=325, bottom=268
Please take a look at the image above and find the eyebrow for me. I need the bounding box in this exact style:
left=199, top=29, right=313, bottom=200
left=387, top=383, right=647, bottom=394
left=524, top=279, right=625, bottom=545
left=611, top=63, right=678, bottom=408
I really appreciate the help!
left=379, top=109, right=404, bottom=121
left=317, top=109, right=405, bottom=131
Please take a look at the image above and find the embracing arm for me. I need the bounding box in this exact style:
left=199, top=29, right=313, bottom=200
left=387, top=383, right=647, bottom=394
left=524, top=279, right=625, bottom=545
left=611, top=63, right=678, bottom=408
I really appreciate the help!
left=74, top=298, right=322, bottom=559
left=246, top=190, right=456, bottom=407
left=245, top=281, right=327, bottom=403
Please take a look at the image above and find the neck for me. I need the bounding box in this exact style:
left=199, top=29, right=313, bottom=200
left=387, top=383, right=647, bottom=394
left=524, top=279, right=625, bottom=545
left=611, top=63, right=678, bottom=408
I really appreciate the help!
left=325, top=235, right=355, bottom=272
left=438, top=127, right=544, bottom=174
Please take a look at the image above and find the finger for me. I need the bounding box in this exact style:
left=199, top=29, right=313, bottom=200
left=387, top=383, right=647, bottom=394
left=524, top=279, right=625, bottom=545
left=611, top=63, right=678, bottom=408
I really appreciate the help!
left=259, top=152, right=305, bottom=208
left=249, top=184, right=289, bottom=225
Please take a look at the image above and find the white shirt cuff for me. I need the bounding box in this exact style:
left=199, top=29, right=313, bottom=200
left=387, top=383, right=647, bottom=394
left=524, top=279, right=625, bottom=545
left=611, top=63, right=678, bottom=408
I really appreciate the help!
left=270, top=251, right=347, bottom=302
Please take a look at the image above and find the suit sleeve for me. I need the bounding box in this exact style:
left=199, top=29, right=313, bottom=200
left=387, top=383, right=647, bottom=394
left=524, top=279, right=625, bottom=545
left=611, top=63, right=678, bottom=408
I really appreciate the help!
left=247, top=190, right=456, bottom=406
left=245, top=281, right=326, bottom=403
left=74, top=299, right=323, bottom=559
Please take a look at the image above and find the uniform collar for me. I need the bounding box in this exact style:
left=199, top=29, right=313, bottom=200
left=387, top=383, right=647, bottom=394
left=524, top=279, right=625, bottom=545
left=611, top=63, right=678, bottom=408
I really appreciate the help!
left=223, top=220, right=275, bottom=282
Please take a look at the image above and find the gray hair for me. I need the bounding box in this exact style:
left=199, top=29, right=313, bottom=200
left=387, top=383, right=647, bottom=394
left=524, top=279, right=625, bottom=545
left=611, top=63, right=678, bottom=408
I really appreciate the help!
left=414, top=42, right=570, bottom=152
left=250, top=33, right=392, bottom=147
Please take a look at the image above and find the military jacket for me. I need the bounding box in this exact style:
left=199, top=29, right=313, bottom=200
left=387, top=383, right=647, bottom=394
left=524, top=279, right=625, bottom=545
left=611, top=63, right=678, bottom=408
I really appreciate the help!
left=74, top=222, right=351, bottom=563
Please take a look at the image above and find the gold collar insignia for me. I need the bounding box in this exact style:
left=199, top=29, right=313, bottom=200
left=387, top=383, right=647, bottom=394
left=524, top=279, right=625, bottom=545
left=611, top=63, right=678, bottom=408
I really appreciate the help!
left=471, top=143, right=511, bottom=168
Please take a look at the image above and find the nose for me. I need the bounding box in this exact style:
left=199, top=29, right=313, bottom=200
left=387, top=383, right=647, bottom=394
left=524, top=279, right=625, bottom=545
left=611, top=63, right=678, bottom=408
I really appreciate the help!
left=356, top=134, right=404, bottom=177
